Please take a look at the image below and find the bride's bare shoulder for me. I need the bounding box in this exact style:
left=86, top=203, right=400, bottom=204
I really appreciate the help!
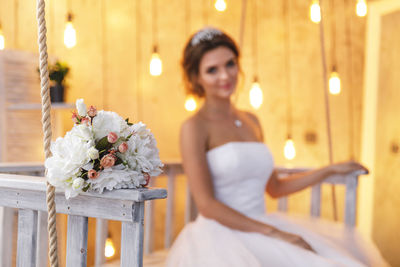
left=180, top=112, right=208, bottom=142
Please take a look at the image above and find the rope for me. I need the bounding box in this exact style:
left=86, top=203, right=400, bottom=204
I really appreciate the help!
left=318, top=0, right=338, bottom=221
left=36, top=0, right=59, bottom=266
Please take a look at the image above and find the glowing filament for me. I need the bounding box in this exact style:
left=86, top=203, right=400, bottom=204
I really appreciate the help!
left=356, top=0, right=367, bottom=17
left=184, top=96, right=197, bottom=111
left=215, top=0, right=227, bottom=12
left=0, top=29, right=4, bottom=50
left=64, top=22, right=77, bottom=49
left=150, top=52, right=162, bottom=76
left=284, top=138, right=296, bottom=160
left=310, top=0, right=321, bottom=24
left=105, top=238, right=115, bottom=258
left=329, top=71, right=341, bottom=95
left=249, top=81, right=263, bottom=109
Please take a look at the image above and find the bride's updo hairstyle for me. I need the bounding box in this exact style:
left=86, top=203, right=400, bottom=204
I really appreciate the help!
left=182, top=27, right=240, bottom=97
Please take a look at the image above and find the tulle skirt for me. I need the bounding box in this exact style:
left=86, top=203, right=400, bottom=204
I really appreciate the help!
left=166, top=213, right=389, bottom=267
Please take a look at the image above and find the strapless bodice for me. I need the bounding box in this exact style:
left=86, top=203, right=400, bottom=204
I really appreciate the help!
left=206, top=142, right=274, bottom=216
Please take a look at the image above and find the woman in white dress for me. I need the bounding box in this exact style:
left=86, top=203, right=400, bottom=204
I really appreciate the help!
left=166, top=27, right=389, bottom=267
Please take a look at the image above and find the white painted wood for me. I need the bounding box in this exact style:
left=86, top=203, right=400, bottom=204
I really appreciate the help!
left=144, top=178, right=156, bottom=254
left=165, top=169, right=176, bottom=248
left=310, top=184, right=321, bottom=217
left=95, top=219, right=108, bottom=267
left=121, top=202, right=145, bottom=267
left=0, top=162, right=44, bottom=173
left=16, top=209, right=38, bottom=267
left=345, top=174, right=358, bottom=227
left=278, top=197, right=288, bottom=212
left=36, top=211, right=48, bottom=267
left=66, top=215, right=88, bottom=267
left=0, top=207, right=14, bottom=267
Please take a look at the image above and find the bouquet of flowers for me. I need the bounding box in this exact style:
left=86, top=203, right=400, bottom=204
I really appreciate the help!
left=45, top=99, right=163, bottom=199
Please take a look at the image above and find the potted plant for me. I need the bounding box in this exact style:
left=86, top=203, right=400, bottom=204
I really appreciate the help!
left=48, top=61, right=70, bottom=102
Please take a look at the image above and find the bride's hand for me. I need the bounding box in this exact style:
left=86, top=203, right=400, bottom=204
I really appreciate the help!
left=268, top=229, right=315, bottom=252
left=328, top=160, right=369, bottom=176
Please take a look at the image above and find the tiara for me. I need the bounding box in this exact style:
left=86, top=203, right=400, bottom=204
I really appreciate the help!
left=191, top=27, right=223, bottom=46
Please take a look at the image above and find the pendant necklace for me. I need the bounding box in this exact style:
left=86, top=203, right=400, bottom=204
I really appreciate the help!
left=234, top=119, right=242, bottom=128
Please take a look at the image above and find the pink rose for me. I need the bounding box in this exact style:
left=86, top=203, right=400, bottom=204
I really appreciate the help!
left=143, top=173, right=150, bottom=186
left=107, top=132, right=118, bottom=143
left=118, top=142, right=128, bottom=153
left=100, top=154, right=116, bottom=169
left=88, top=169, right=100, bottom=179
left=71, top=112, right=79, bottom=124
left=81, top=117, right=90, bottom=125
left=87, top=105, right=97, bottom=117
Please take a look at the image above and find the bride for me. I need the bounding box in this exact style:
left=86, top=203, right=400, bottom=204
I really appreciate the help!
left=166, top=27, right=388, bottom=267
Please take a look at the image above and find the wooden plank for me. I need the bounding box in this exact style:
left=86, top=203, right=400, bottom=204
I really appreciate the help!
left=0, top=162, right=44, bottom=173
left=121, top=202, right=145, bottom=267
left=345, top=174, right=359, bottom=227
left=95, top=219, right=108, bottom=267
left=36, top=211, right=48, bottom=267
left=165, top=170, right=176, bottom=248
left=0, top=207, right=14, bottom=267
left=66, top=215, right=88, bottom=267
left=16, top=209, right=38, bottom=267
left=144, top=178, right=155, bottom=254
left=310, top=184, right=321, bottom=217
left=0, top=173, right=167, bottom=202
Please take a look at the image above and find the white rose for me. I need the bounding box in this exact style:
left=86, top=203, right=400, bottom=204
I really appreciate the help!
left=76, top=99, right=87, bottom=117
left=87, top=147, right=99, bottom=160
left=72, top=178, right=85, bottom=189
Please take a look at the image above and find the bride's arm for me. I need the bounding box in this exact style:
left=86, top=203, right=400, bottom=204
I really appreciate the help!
left=266, top=162, right=368, bottom=198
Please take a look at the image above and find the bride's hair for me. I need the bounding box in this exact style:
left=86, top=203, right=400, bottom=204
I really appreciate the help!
left=182, top=27, right=240, bottom=97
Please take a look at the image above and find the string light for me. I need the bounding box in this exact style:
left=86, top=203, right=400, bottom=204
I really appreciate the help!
left=249, top=77, right=263, bottom=109
left=184, top=95, right=197, bottom=111
left=149, top=46, right=162, bottom=76
left=64, top=13, right=76, bottom=49
left=329, top=68, right=341, bottom=95
left=356, top=0, right=367, bottom=17
left=0, top=23, right=5, bottom=50
left=284, top=135, right=296, bottom=160
left=104, top=237, right=115, bottom=258
left=310, top=0, right=321, bottom=24
left=214, top=0, right=227, bottom=12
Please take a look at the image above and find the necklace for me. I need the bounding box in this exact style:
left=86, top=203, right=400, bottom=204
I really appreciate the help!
left=234, top=119, right=242, bottom=128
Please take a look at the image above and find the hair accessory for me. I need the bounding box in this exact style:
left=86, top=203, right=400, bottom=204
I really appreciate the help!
left=191, top=27, right=223, bottom=46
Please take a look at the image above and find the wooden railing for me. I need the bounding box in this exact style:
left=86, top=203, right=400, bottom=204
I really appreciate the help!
left=0, top=162, right=363, bottom=266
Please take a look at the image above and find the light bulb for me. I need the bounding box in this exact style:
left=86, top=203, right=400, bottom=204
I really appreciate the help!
left=284, top=137, right=296, bottom=160
left=105, top=237, right=115, bottom=258
left=310, top=0, right=321, bottom=24
left=249, top=80, right=263, bottom=109
left=184, top=96, right=197, bottom=111
left=356, top=0, right=367, bottom=17
left=0, top=28, right=4, bottom=50
left=329, top=71, right=341, bottom=95
left=215, top=0, right=227, bottom=12
left=64, top=14, right=76, bottom=49
left=149, top=46, right=162, bottom=76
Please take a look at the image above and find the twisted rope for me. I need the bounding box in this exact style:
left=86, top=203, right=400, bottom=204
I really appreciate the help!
left=36, top=0, right=59, bottom=266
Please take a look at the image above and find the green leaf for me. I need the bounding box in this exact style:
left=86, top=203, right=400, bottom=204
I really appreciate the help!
left=96, top=136, right=112, bottom=151
left=125, top=118, right=133, bottom=126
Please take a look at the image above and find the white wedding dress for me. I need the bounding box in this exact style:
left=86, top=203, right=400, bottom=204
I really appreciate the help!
left=166, top=142, right=389, bottom=267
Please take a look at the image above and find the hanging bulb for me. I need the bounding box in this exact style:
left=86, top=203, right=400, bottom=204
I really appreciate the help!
left=329, top=67, right=341, bottom=95
left=310, top=0, right=321, bottom=24
left=105, top=237, right=115, bottom=258
left=150, top=46, right=162, bottom=76
left=0, top=24, right=5, bottom=50
left=284, top=135, right=296, bottom=160
left=356, top=0, right=367, bottom=17
left=184, top=95, right=197, bottom=112
left=249, top=77, right=263, bottom=109
left=214, top=0, right=227, bottom=12
left=64, top=13, right=76, bottom=49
